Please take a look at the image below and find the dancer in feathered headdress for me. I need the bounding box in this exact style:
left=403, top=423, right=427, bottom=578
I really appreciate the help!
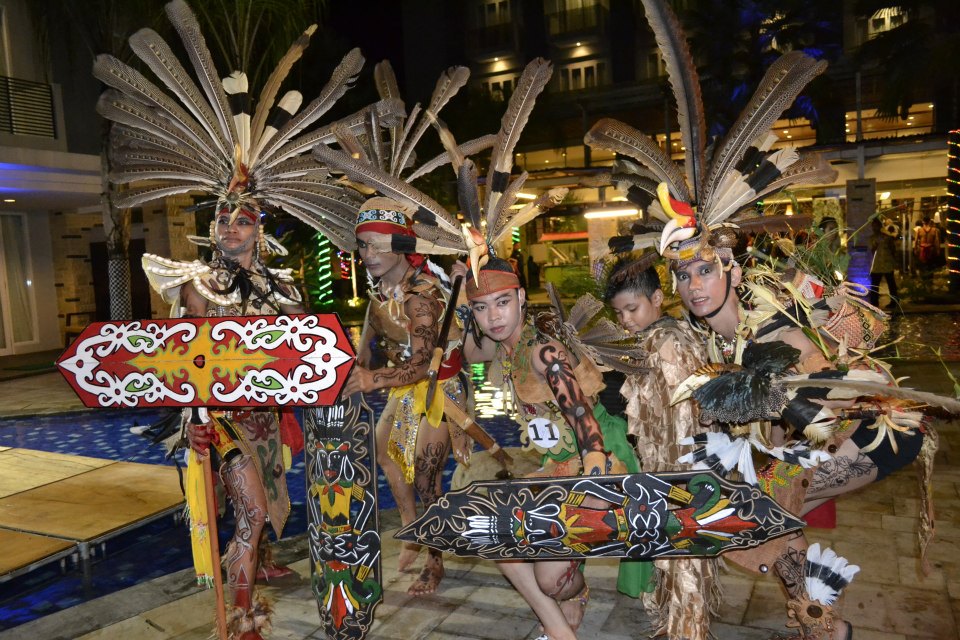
left=312, top=60, right=500, bottom=597
left=585, top=2, right=951, bottom=638
left=93, top=2, right=394, bottom=636
left=318, top=56, right=643, bottom=639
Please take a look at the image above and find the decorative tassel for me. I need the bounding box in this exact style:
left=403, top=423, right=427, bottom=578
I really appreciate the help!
left=186, top=450, right=216, bottom=588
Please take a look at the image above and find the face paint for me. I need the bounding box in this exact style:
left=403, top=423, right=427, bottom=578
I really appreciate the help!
left=356, top=231, right=405, bottom=279
left=674, top=259, right=728, bottom=317
left=215, top=211, right=258, bottom=258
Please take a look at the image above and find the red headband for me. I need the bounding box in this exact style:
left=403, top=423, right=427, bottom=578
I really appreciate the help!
left=465, top=269, right=520, bottom=300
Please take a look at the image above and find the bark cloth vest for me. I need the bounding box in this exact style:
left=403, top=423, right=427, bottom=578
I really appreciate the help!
left=367, top=271, right=465, bottom=484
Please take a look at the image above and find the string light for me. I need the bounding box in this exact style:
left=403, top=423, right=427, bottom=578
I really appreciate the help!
left=314, top=233, right=333, bottom=308
left=337, top=250, right=352, bottom=280
left=947, top=131, right=960, bottom=289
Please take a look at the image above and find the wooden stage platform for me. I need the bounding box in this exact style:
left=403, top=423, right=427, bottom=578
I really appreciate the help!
left=0, top=448, right=184, bottom=582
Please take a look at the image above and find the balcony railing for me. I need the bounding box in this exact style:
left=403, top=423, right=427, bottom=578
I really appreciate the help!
left=546, top=4, right=608, bottom=36
left=0, top=76, right=57, bottom=139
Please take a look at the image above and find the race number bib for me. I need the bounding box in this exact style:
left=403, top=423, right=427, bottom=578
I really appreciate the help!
left=527, top=417, right=560, bottom=449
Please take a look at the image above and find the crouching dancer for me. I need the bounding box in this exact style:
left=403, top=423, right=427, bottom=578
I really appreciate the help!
left=454, top=258, right=628, bottom=640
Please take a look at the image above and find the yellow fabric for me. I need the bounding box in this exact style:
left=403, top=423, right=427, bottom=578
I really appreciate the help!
left=386, top=379, right=445, bottom=484
left=388, top=379, right=445, bottom=428
left=186, top=451, right=215, bottom=588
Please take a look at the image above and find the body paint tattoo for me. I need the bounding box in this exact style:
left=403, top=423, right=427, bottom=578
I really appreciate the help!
left=773, top=537, right=807, bottom=599
left=413, top=441, right=448, bottom=506
left=371, top=292, right=441, bottom=387
left=537, top=344, right=604, bottom=455
left=811, top=452, right=875, bottom=493
left=221, top=455, right=266, bottom=592
left=545, top=560, right=583, bottom=599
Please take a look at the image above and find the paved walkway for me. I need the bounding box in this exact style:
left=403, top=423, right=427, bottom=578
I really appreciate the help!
left=1, top=364, right=959, bottom=639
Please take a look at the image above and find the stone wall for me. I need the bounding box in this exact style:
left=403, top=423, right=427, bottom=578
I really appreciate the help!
left=141, top=195, right=198, bottom=318
left=51, top=208, right=103, bottom=338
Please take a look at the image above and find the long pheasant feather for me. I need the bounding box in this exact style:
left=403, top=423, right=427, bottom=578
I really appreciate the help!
left=313, top=145, right=459, bottom=234
left=257, top=48, right=364, bottom=165
left=97, top=91, right=224, bottom=170
left=254, top=99, right=401, bottom=175
left=585, top=118, right=691, bottom=202
left=406, top=134, right=496, bottom=181
left=373, top=60, right=405, bottom=155
left=127, top=27, right=230, bottom=157
left=164, top=0, right=237, bottom=150
left=490, top=188, right=567, bottom=245
left=486, top=58, right=552, bottom=216
left=393, top=66, right=470, bottom=177
left=489, top=171, right=528, bottom=236
left=249, top=24, right=317, bottom=154
left=702, top=52, right=827, bottom=211
left=93, top=54, right=220, bottom=162
left=639, top=0, right=705, bottom=201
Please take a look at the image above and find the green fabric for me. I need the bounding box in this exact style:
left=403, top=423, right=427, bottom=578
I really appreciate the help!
left=617, top=556, right=655, bottom=597
left=593, top=403, right=656, bottom=597
left=593, top=403, right=639, bottom=473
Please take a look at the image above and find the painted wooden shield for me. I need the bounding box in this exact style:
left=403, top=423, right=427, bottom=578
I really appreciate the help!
left=56, top=314, right=354, bottom=408
left=304, top=395, right=382, bottom=640
left=397, top=471, right=805, bottom=560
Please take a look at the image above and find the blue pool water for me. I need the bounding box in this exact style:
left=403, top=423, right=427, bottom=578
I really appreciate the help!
left=0, top=369, right=520, bottom=630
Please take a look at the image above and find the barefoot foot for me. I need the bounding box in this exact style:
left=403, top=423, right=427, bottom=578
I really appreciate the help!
left=397, top=542, right=421, bottom=574
left=407, top=552, right=444, bottom=596
left=558, top=584, right=589, bottom=632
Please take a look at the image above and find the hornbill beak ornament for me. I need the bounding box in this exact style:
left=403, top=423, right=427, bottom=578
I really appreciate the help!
left=463, top=223, right=488, bottom=283
left=656, top=182, right=697, bottom=255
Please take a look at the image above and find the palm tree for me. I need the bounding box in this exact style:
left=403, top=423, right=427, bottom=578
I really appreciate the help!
left=854, top=0, right=960, bottom=130
left=33, top=0, right=167, bottom=321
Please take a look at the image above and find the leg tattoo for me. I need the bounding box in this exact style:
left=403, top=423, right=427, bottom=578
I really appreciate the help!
left=221, top=455, right=267, bottom=609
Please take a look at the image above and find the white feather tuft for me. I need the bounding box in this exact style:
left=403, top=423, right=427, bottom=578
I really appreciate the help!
left=804, top=543, right=860, bottom=605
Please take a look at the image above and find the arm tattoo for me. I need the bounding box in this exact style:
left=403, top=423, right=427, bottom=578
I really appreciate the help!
left=539, top=344, right=603, bottom=455
left=371, top=294, right=440, bottom=387
left=811, top=452, right=874, bottom=493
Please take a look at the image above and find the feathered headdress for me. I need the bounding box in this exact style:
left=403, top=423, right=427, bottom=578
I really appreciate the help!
left=310, top=59, right=497, bottom=259
left=314, top=57, right=565, bottom=288
left=585, top=0, right=837, bottom=262
left=538, top=283, right=650, bottom=374
left=94, top=0, right=400, bottom=251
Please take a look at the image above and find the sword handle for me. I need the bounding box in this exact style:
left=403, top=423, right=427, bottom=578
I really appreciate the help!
left=424, top=348, right=444, bottom=409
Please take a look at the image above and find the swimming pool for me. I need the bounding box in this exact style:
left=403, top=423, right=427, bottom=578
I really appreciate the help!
left=0, top=367, right=521, bottom=630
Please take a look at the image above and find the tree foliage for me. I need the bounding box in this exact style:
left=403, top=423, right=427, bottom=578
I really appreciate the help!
left=854, top=0, right=960, bottom=126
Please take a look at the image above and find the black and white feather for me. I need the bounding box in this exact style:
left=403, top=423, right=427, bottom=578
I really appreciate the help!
left=804, top=543, right=860, bottom=606
left=95, top=0, right=382, bottom=250
left=585, top=0, right=837, bottom=250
